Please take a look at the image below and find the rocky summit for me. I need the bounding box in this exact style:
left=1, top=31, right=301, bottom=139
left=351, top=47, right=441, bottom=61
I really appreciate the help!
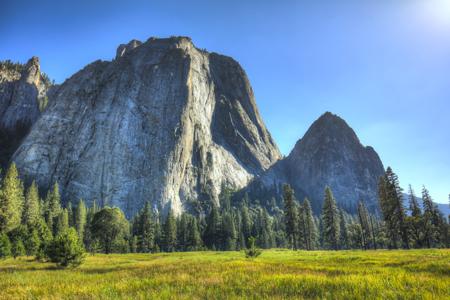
left=284, top=112, right=385, bottom=212
left=0, top=57, right=52, bottom=167
left=11, top=36, right=281, bottom=216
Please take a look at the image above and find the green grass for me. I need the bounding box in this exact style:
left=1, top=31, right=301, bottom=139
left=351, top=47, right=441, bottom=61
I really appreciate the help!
left=0, top=249, right=448, bottom=299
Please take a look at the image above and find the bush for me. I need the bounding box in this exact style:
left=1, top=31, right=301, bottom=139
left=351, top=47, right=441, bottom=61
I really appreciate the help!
left=0, top=234, right=11, bottom=259
left=46, top=228, right=85, bottom=268
left=245, top=237, right=262, bottom=258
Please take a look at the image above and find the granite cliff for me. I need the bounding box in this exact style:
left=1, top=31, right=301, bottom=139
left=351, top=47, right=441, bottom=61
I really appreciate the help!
left=11, top=37, right=281, bottom=216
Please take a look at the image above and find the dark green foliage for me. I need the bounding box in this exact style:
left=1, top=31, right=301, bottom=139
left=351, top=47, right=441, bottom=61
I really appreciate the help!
left=204, top=204, right=221, bottom=250
left=24, top=229, right=40, bottom=256
left=339, top=209, right=349, bottom=250
left=283, top=184, right=299, bottom=250
left=44, top=183, right=62, bottom=236
left=74, top=199, right=87, bottom=241
left=132, top=202, right=155, bottom=252
left=12, top=239, right=25, bottom=258
left=245, top=236, right=261, bottom=258
left=321, top=187, right=340, bottom=250
left=46, top=228, right=85, bottom=267
left=378, top=167, right=409, bottom=249
left=163, top=209, right=177, bottom=252
left=91, top=207, right=129, bottom=254
left=0, top=233, right=11, bottom=258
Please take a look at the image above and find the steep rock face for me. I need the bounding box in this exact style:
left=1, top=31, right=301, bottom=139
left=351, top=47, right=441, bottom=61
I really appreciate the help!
left=12, top=37, right=281, bottom=216
left=0, top=57, right=51, bottom=167
left=285, top=112, right=384, bottom=212
left=241, top=112, right=384, bottom=213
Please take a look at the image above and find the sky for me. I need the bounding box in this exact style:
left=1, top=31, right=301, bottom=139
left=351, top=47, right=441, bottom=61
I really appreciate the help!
left=1, top=0, right=449, bottom=203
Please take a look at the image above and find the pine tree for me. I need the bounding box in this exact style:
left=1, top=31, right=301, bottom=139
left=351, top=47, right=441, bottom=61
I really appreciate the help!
left=74, top=199, right=87, bottom=241
left=187, top=216, right=202, bottom=251
left=44, top=183, right=62, bottom=236
left=133, top=202, right=154, bottom=252
left=357, top=201, right=371, bottom=249
left=56, top=208, right=69, bottom=236
left=222, top=211, right=237, bottom=250
left=321, top=187, right=340, bottom=250
left=378, top=167, right=409, bottom=249
left=241, top=204, right=252, bottom=248
left=422, top=186, right=438, bottom=248
left=163, top=209, right=177, bottom=252
left=11, top=239, right=25, bottom=259
left=204, top=204, right=221, bottom=250
left=0, top=163, right=24, bottom=233
left=24, top=228, right=40, bottom=256
left=302, top=198, right=317, bottom=250
left=407, top=185, right=423, bottom=248
left=339, top=209, right=349, bottom=250
left=0, top=233, right=11, bottom=258
left=283, top=184, right=299, bottom=250
left=22, top=181, right=41, bottom=227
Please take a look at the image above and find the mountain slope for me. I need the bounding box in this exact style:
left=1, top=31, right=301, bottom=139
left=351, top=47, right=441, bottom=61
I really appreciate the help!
left=12, top=37, right=281, bottom=216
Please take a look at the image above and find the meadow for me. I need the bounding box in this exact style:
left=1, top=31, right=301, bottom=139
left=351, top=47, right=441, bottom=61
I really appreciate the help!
left=0, top=249, right=448, bottom=299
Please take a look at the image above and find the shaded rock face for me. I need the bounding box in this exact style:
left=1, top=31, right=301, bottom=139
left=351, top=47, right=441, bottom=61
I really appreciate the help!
left=241, top=112, right=384, bottom=214
left=12, top=37, right=281, bottom=216
left=0, top=57, right=51, bottom=168
left=284, top=112, right=384, bottom=212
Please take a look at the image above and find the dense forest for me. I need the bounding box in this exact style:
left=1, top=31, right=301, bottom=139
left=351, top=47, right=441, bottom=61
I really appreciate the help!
left=0, top=163, right=448, bottom=265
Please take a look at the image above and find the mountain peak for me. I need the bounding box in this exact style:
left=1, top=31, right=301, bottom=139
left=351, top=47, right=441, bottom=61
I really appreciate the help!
left=286, top=112, right=384, bottom=212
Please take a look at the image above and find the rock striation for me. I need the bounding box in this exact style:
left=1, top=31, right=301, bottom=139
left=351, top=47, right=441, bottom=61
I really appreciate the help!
left=12, top=37, right=281, bottom=216
left=0, top=57, right=51, bottom=167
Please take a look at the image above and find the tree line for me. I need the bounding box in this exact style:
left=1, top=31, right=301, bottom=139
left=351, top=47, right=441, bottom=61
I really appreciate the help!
left=0, top=163, right=448, bottom=266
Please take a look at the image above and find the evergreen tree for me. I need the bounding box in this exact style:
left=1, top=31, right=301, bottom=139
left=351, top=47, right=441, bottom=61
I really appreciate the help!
left=24, top=228, right=40, bottom=256
left=378, top=167, right=409, bottom=249
left=0, top=233, right=11, bottom=258
left=22, top=181, right=41, bottom=227
left=339, top=209, right=349, bottom=250
left=204, top=204, right=221, bottom=250
left=163, top=209, right=177, bottom=252
left=177, top=212, right=189, bottom=251
left=186, top=216, right=202, bottom=251
left=422, top=186, right=439, bottom=248
left=74, top=199, right=87, bottom=241
left=0, top=163, right=24, bottom=233
left=46, top=228, right=85, bottom=267
left=133, top=202, right=155, bottom=252
left=321, top=187, right=340, bottom=250
left=222, top=211, right=237, bottom=250
left=407, top=185, right=423, bottom=248
left=241, top=204, right=252, bottom=248
left=357, top=201, right=371, bottom=249
left=44, top=183, right=62, bottom=236
left=283, top=184, right=299, bottom=250
left=11, top=239, right=25, bottom=259
left=56, top=208, right=69, bottom=236
left=302, top=198, right=317, bottom=250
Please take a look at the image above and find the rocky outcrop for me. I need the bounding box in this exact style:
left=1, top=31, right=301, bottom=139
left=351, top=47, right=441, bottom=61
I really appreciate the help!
left=285, top=112, right=384, bottom=212
left=0, top=57, right=51, bottom=167
left=12, top=37, right=281, bottom=216
left=242, top=112, right=384, bottom=213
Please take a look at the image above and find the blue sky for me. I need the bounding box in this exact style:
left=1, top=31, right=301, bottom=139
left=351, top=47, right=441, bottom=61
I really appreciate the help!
left=1, top=0, right=449, bottom=203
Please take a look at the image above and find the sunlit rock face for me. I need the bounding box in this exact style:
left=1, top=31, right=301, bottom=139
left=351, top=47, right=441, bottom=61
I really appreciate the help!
left=12, top=37, right=281, bottom=216
left=0, top=57, right=51, bottom=167
left=284, top=112, right=384, bottom=212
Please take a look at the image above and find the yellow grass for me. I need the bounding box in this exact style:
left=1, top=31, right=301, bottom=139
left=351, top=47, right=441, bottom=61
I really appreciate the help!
left=0, top=249, right=449, bottom=299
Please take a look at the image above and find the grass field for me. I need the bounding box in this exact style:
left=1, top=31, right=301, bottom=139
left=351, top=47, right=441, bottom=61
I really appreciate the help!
left=0, top=249, right=448, bottom=299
